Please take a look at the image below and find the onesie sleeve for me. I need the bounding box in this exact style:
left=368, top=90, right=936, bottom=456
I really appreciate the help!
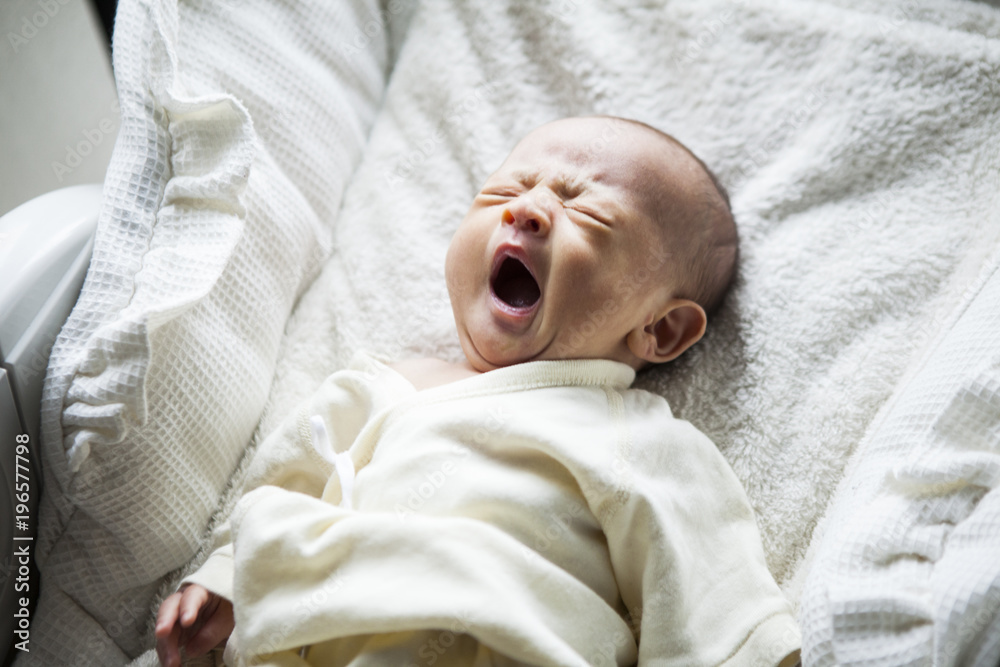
left=182, top=352, right=410, bottom=600
left=595, top=390, right=800, bottom=667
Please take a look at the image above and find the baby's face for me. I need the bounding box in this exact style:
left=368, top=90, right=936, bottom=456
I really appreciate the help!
left=446, top=117, right=700, bottom=372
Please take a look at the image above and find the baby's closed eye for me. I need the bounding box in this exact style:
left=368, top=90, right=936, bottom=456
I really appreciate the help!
left=565, top=204, right=612, bottom=227
left=477, top=189, right=518, bottom=199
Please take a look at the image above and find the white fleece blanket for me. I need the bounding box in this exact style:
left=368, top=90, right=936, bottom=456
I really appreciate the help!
left=262, top=0, right=1000, bottom=586
left=129, top=0, right=1000, bottom=664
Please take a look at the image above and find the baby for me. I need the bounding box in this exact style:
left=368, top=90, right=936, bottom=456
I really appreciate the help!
left=156, top=116, right=800, bottom=666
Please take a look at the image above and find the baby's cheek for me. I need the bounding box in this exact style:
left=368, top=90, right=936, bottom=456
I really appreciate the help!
left=444, top=232, right=484, bottom=296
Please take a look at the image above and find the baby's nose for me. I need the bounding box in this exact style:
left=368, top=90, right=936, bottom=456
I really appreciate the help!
left=502, top=198, right=550, bottom=236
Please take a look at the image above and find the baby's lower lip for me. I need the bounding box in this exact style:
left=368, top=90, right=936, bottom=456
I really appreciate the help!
left=488, top=290, right=539, bottom=331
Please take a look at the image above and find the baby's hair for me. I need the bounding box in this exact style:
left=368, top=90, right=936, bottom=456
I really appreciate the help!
left=597, top=116, right=739, bottom=317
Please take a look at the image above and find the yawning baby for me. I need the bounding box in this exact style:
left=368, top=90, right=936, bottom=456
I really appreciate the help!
left=156, top=116, right=801, bottom=667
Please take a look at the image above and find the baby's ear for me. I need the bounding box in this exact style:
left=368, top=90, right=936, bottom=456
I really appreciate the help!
left=626, top=299, right=707, bottom=365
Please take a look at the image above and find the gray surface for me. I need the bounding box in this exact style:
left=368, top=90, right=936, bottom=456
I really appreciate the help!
left=0, top=185, right=101, bottom=447
left=0, top=0, right=118, bottom=217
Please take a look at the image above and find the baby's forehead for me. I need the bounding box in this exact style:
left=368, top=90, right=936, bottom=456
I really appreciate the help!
left=502, top=122, right=674, bottom=193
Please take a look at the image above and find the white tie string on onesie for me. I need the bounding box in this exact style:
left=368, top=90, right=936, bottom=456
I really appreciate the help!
left=309, top=414, right=355, bottom=510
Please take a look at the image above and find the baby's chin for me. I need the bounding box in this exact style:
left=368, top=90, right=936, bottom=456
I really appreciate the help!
left=461, top=334, right=625, bottom=372
left=459, top=331, right=543, bottom=372
left=461, top=343, right=526, bottom=373
left=472, top=335, right=645, bottom=372
left=458, top=311, right=635, bottom=370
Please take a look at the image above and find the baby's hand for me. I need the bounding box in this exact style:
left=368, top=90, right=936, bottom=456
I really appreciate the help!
left=155, top=584, right=234, bottom=667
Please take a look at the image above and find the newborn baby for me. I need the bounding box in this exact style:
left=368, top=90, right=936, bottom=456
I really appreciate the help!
left=156, top=117, right=800, bottom=666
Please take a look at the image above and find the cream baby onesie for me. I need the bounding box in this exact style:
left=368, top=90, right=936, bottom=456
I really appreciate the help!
left=184, top=352, right=800, bottom=666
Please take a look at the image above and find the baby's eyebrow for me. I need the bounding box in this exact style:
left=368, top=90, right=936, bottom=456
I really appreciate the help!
left=507, top=168, right=540, bottom=186
left=500, top=168, right=591, bottom=200
left=525, top=169, right=588, bottom=197
left=552, top=174, right=587, bottom=199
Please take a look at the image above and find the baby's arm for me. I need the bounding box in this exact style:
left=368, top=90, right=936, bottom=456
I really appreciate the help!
left=155, top=584, right=233, bottom=667
left=594, top=402, right=800, bottom=665
left=155, top=354, right=397, bottom=664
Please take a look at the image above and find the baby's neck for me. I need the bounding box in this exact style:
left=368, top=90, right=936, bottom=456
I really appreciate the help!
left=389, top=357, right=482, bottom=392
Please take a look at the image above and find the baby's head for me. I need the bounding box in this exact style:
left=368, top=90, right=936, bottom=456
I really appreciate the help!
left=445, top=116, right=737, bottom=372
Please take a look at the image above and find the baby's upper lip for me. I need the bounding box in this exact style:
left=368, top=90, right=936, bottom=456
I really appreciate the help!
left=490, top=243, right=537, bottom=286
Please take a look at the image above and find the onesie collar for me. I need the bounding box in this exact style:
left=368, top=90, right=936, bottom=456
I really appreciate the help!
left=469, top=357, right=637, bottom=393
left=363, top=352, right=636, bottom=402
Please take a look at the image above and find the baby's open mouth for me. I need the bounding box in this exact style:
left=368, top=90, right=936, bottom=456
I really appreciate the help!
left=492, top=256, right=540, bottom=309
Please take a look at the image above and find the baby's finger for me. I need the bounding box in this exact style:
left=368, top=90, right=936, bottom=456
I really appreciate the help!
left=156, top=617, right=183, bottom=667
left=154, top=592, right=182, bottom=639
left=179, top=585, right=209, bottom=627
left=184, top=608, right=234, bottom=657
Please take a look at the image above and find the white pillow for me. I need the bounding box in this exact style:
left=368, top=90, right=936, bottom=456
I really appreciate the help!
left=27, top=0, right=391, bottom=662
left=800, top=249, right=1000, bottom=666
